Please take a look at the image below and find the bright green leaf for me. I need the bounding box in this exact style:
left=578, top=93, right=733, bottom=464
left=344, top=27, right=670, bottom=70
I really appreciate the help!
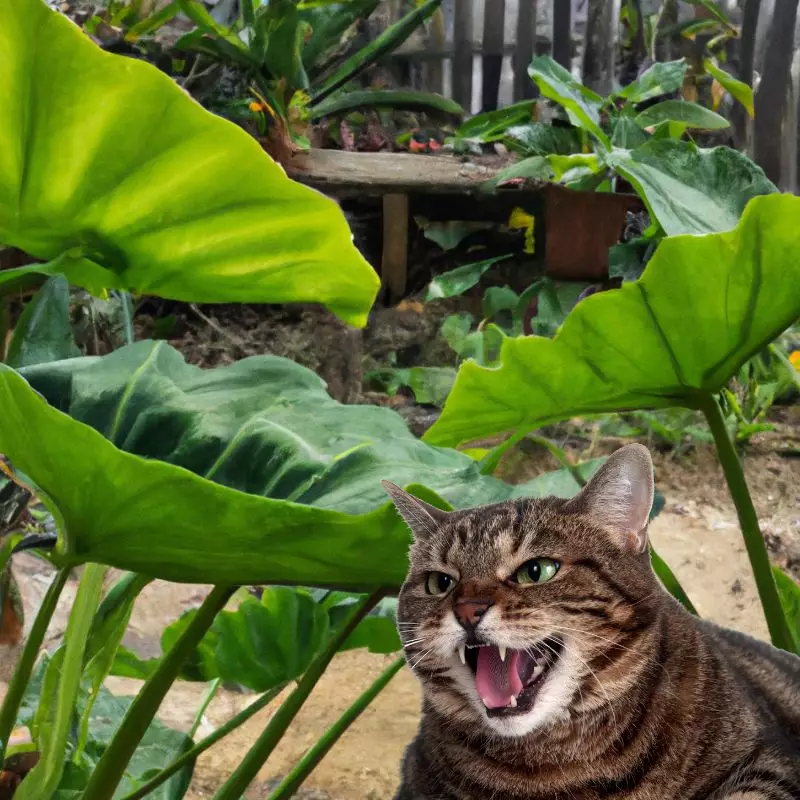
left=704, top=58, right=755, bottom=117
left=454, top=101, right=536, bottom=142
left=504, top=122, right=582, bottom=156
left=0, top=0, right=379, bottom=326
left=425, top=195, right=800, bottom=446
left=773, top=567, right=800, bottom=653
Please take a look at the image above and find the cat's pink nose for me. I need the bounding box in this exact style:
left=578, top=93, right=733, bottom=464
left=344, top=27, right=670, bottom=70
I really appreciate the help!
left=454, top=599, right=493, bottom=628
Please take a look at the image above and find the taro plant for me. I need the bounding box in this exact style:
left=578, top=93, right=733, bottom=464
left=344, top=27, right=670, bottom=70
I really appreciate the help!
left=425, top=194, right=800, bottom=654
left=0, top=1, right=622, bottom=798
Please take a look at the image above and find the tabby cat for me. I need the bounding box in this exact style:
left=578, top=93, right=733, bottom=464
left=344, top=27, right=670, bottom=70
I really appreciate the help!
left=382, top=444, right=800, bottom=800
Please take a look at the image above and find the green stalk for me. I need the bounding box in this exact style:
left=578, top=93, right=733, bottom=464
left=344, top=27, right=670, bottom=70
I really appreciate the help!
left=120, top=681, right=288, bottom=800
left=213, top=590, right=385, bottom=800
left=15, top=563, right=107, bottom=800
left=189, top=678, right=221, bottom=740
left=82, top=584, right=235, bottom=800
left=0, top=566, right=69, bottom=763
left=267, top=657, right=404, bottom=800
left=526, top=433, right=587, bottom=487
left=700, top=394, right=794, bottom=652
left=650, top=547, right=697, bottom=615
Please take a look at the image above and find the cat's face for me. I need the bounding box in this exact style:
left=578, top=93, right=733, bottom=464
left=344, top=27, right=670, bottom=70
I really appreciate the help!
left=385, top=444, right=659, bottom=739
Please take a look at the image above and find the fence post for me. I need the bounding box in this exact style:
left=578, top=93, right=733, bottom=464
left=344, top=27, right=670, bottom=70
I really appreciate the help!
left=552, top=0, right=572, bottom=69
left=482, top=0, right=506, bottom=110
left=453, top=0, right=475, bottom=111
left=514, top=0, right=538, bottom=100
left=582, top=0, right=615, bottom=94
left=753, top=0, right=800, bottom=187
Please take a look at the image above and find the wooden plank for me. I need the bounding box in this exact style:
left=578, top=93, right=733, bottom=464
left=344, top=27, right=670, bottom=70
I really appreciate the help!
left=452, top=0, right=474, bottom=111
left=514, top=0, right=537, bottom=101
left=552, top=0, right=572, bottom=69
left=382, top=194, right=409, bottom=301
left=286, top=149, right=500, bottom=195
left=482, top=0, right=506, bottom=111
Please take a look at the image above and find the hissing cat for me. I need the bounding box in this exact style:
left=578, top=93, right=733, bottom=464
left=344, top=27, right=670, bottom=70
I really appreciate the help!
left=383, top=445, right=800, bottom=800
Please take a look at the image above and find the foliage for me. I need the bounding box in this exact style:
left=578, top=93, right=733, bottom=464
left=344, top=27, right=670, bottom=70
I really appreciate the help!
left=0, top=0, right=379, bottom=326
left=172, top=0, right=458, bottom=142
left=426, top=194, right=800, bottom=653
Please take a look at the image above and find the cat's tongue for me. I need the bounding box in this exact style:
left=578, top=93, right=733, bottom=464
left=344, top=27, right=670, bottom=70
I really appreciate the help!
left=475, top=646, right=524, bottom=708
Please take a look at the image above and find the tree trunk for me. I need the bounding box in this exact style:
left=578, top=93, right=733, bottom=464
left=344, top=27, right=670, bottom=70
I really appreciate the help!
left=753, top=0, right=800, bottom=187
left=582, top=0, right=615, bottom=95
left=552, top=0, right=572, bottom=69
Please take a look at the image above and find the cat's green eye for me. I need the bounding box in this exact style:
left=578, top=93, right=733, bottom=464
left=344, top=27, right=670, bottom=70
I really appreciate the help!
left=426, top=571, right=455, bottom=596
left=513, top=558, right=559, bottom=585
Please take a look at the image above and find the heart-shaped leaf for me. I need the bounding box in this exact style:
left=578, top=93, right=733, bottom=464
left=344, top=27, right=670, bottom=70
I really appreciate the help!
left=425, top=194, right=800, bottom=447
left=0, top=0, right=378, bottom=325
left=0, top=343, right=595, bottom=588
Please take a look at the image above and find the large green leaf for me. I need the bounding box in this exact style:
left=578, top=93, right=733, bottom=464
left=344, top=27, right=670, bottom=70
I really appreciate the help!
left=5, top=277, right=80, bottom=368
left=634, top=100, right=729, bottom=131
left=424, top=194, right=800, bottom=447
left=528, top=56, right=609, bottom=148
left=454, top=101, right=537, bottom=142
left=0, top=342, right=594, bottom=588
left=605, top=141, right=776, bottom=236
left=616, top=59, right=687, bottom=104
left=0, top=0, right=378, bottom=326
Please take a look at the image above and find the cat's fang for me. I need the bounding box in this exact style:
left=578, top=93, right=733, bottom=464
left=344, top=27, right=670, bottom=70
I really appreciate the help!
left=509, top=696, right=517, bottom=708
left=532, top=663, right=544, bottom=679
left=458, top=645, right=466, bottom=665
left=499, top=646, right=507, bottom=662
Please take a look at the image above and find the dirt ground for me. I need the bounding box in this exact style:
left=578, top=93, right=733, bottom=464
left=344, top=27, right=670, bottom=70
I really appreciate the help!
left=3, top=442, right=799, bottom=799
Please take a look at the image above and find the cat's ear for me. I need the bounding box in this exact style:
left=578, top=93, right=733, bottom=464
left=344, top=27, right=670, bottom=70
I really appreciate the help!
left=564, top=444, right=653, bottom=553
left=381, top=481, right=448, bottom=540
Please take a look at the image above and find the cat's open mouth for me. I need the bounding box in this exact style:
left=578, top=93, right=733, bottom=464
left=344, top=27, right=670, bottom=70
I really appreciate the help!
left=458, top=638, right=563, bottom=716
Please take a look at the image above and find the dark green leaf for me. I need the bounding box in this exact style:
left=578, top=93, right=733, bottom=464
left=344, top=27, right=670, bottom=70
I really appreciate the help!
left=312, top=89, right=463, bottom=118
left=483, top=156, right=553, bottom=191
left=528, top=56, right=609, bottom=147
left=1, top=341, right=594, bottom=589
left=426, top=255, right=509, bottom=300
left=504, top=122, right=582, bottom=156
left=605, top=141, right=776, bottom=236
left=425, top=195, right=800, bottom=446
left=454, top=101, right=536, bottom=142
left=482, top=286, right=519, bottom=320
left=313, top=0, right=442, bottom=103
left=301, top=0, right=380, bottom=72
left=611, top=116, right=648, bottom=148
left=5, top=277, right=80, bottom=368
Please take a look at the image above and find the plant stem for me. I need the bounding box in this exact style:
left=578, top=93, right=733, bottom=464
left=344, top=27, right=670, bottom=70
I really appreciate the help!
left=81, top=584, right=235, bottom=800
left=0, top=566, right=69, bottom=762
left=120, top=682, right=288, bottom=800
left=189, top=678, right=221, bottom=740
left=650, top=547, right=697, bottom=615
left=267, top=657, right=405, bottom=800
left=700, top=394, right=794, bottom=652
left=213, top=590, right=385, bottom=800
left=15, top=563, right=107, bottom=800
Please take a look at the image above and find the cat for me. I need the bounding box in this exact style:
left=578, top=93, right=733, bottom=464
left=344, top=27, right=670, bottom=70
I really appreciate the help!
left=382, top=444, right=800, bottom=800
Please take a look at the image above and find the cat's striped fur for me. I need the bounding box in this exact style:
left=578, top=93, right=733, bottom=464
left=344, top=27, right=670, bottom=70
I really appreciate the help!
left=384, top=445, right=800, bottom=800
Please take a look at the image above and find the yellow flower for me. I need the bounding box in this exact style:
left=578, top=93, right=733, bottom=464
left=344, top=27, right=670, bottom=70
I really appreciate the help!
left=789, top=350, right=800, bottom=370
left=249, top=101, right=265, bottom=113
left=508, top=207, right=535, bottom=255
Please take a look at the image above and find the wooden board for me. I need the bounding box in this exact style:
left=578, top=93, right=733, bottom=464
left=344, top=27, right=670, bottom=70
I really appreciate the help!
left=286, top=149, right=501, bottom=195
